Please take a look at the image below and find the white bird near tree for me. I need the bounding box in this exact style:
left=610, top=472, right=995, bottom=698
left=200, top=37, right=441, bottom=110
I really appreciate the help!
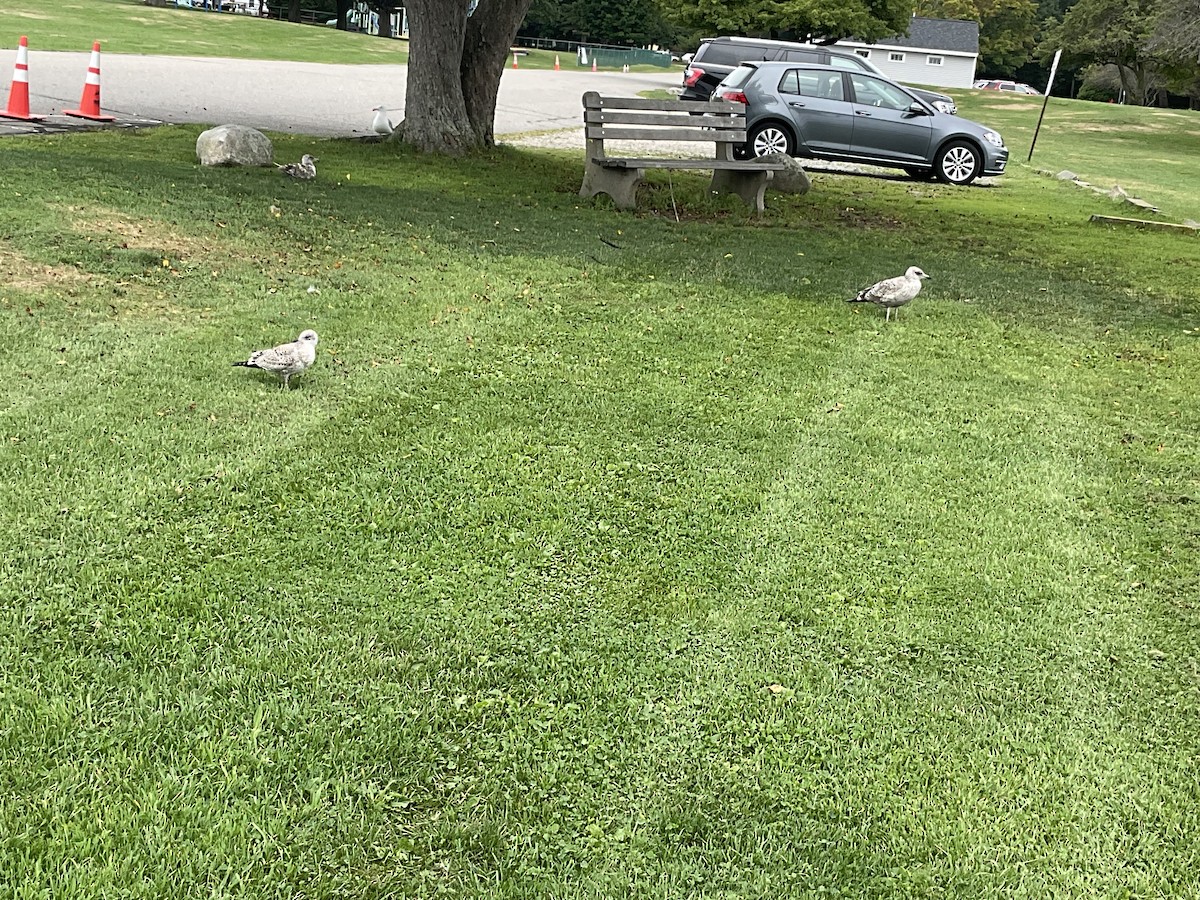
left=233, top=329, right=319, bottom=389
left=275, top=154, right=318, bottom=180
left=848, top=266, right=929, bottom=322
left=371, top=106, right=394, bottom=135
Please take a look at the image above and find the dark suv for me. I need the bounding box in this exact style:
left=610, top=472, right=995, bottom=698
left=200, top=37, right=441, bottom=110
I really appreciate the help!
left=681, top=35, right=958, bottom=114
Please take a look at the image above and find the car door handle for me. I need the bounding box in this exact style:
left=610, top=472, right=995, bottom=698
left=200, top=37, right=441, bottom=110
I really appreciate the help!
left=788, top=101, right=806, bottom=108
left=855, top=110, right=872, bottom=116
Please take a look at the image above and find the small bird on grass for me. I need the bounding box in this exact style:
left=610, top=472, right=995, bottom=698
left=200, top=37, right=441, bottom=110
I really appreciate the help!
left=276, top=154, right=318, bottom=180
left=371, top=106, right=394, bottom=135
left=233, top=329, right=319, bottom=389
left=848, top=266, right=929, bottom=322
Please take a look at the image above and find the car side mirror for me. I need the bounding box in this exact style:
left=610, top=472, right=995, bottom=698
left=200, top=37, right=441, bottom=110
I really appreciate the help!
left=905, top=102, right=931, bottom=117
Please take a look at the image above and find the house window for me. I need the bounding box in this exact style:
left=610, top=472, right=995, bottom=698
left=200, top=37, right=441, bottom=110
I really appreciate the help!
left=889, top=52, right=905, bottom=62
left=927, top=55, right=944, bottom=66
left=855, top=49, right=870, bottom=58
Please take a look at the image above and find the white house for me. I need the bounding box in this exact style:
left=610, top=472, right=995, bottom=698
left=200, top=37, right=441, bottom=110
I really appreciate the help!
left=838, top=16, right=979, bottom=89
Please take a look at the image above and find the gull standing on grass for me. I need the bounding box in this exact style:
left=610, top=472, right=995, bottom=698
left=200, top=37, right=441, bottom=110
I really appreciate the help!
left=276, top=154, right=318, bottom=180
left=848, top=266, right=929, bottom=322
left=371, top=106, right=394, bottom=135
left=233, top=330, right=319, bottom=389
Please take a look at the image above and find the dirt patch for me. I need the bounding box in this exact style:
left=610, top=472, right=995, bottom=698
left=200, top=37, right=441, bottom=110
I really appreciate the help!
left=0, top=243, right=88, bottom=291
left=60, top=205, right=204, bottom=259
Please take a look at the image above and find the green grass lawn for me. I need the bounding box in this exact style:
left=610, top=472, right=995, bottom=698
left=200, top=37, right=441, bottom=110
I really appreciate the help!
left=1, top=117, right=1198, bottom=897
left=5, top=0, right=658, bottom=71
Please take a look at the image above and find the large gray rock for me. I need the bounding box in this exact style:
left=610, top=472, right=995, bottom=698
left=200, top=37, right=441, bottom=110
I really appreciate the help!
left=756, top=152, right=811, bottom=195
left=196, top=124, right=273, bottom=167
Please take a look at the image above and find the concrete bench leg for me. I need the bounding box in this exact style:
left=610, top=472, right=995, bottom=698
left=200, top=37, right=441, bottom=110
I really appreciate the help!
left=710, top=169, right=773, bottom=214
left=580, top=162, right=643, bottom=210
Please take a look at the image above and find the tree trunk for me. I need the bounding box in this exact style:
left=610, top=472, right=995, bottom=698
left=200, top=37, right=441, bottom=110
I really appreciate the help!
left=398, top=0, right=535, bottom=153
left=335, top=0, right=353, bottom=29
left=399, top=0, right=475, bottom=154
left=378, top=7, right=393, bottom=38
left=461, top=0, right=536, bottom=146
left=287, top=0, right=301, bottom=23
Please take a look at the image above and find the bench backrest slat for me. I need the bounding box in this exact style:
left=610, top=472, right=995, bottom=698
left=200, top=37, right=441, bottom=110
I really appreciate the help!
left=585, top=125, right=747, bottom=143
left=584, top=109, right=745, bottom=129
left=582, top=93, right=734, bottom=114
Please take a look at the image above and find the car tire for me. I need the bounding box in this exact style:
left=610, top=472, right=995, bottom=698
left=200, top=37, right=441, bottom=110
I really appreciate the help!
left=747, top=122, right=795, bottom=158
left=934, top=140, right=981, bottom=185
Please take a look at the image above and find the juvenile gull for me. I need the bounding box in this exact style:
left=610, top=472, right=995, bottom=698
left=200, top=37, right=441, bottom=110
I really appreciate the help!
left=848, top=266, right=929, bottom=322
left=276, top=154, right=318, bottom=180
left=233, top=329, right=319, bottom=389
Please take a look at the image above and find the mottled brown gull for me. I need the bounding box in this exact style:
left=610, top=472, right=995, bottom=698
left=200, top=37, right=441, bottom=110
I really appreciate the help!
left=848, top=266, right=929, bottom=322
left=233, top=329, right=319, bottom=389
left=276, top=154, right=318, bottom=180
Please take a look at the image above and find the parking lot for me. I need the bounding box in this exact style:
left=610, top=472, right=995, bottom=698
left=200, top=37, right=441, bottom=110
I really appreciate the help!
left=0, top=48, right=681, bottom=138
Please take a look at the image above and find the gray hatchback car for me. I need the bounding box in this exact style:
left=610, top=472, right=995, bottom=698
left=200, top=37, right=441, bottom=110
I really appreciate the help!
left=714, top=62, right=1008, bottom=185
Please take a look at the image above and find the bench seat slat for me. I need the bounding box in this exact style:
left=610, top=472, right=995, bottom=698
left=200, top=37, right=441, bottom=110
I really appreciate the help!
left=595, top=158, right=787, bottom=171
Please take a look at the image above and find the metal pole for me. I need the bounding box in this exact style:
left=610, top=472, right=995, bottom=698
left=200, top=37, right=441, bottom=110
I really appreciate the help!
left=1028, top=49, right=1062, bottom=162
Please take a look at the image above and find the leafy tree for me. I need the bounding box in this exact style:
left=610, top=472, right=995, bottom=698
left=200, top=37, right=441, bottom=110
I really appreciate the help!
left=525, top=0, right=673, bottom=45
left=657, top=0, right=913, bottom=43
left=1146, top=0, right=1200, bottom=63
left=397, top=0, right=535, bottom=154
left=1039, top=0, right=1161, bottom=103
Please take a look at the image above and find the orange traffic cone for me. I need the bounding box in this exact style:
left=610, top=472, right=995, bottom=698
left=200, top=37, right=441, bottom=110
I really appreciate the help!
left=512, top=51, right=518, bottom=69
left=554, top=54, right=560, bottom=71
left=591, top=59, right=597, bottom=72
left=64, top=41, right=115, bottom=122
left=1, top=36, right=44, bottom=121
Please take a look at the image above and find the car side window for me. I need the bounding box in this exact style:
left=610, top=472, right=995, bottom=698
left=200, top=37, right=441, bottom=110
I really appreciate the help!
left=848, top=73, right=912, bottom=111
left=783, top=49, right=821, bottom=63
left=701, top=43, right=771, bottom=66
left=828, top=55, right=869, bottom=72
left=780, top=69, right=846, bottom=101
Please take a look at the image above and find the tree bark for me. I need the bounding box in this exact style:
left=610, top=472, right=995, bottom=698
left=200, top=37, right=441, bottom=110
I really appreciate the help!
left=461, top=0, right=536, bottom=146
left=397, top=0, right=535, bottom=153
left=335, top=0, right=353, bottom=29
left=287, top=0, right=301, bottom=23
left=399, top=0, right=475, bottom=154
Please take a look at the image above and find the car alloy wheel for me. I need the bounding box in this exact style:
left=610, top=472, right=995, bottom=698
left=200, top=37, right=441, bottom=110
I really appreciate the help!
left=935, top=140, right=981, bottom=185
left=749, top=123, right=794, bottom=158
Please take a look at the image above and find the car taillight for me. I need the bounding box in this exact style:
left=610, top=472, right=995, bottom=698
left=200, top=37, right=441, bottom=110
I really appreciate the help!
left=684, top=66, right=705, bottom=87
left=720, top=89, right=748, bottom=104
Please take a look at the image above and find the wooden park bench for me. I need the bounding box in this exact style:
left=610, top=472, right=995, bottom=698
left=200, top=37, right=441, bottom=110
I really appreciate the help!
left=578, top=91, right=788, bottom=214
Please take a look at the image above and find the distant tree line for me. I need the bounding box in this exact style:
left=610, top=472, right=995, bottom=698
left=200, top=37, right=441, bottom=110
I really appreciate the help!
left=518, top=0, right=1200, bottom=106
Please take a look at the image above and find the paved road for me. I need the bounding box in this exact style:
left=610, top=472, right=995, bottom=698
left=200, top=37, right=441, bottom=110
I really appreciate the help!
left=0, top=48, right=680, bottom=136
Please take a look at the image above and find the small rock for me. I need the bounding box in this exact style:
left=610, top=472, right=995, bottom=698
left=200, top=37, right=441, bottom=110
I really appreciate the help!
left=1056, top=170, right=1078, bottom=180
left=197, top=124, right=273, bottom=167
left=756, top=152, right=811, bottom=195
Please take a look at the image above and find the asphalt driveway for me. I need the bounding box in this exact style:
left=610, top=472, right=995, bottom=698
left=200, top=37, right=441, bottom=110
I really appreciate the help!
left=0, top=48, right=680, bottom=137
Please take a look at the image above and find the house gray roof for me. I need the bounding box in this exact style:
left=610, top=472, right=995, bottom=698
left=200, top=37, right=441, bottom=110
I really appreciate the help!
left=861, top=16, right=979, bottom=54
